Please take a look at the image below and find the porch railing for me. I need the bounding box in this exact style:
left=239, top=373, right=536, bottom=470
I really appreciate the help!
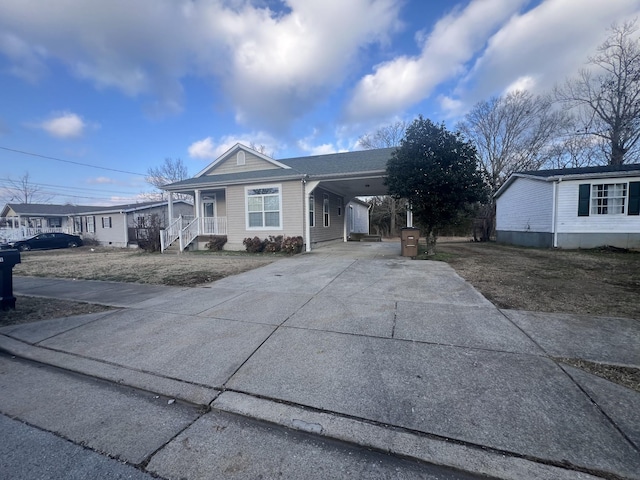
left=160, top=216, right=182, bottom=252
left=161, top=216, right=227, bottom=253
left=0, top=226, right=68, bottom=243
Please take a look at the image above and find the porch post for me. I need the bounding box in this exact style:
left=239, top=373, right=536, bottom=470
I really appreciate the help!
left=167, top=192, right=174, bottom=222
left=122, top=212, right=128, bottom=247
left=304, top=186, right=311, bottom=252
left=194, top=189, right=202, bottom=234
left=304, top=180, right=320, bottom=252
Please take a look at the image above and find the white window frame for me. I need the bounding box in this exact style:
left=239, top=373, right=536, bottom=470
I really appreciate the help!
left=245, top=184, right=283, bottom=230
left=86, top=215, right=95, bottom=233
left=237, top=151, right=246, bottom=166
left=102, top=216, right=112, bottom=228
left=591, top=183, right=627, bottom=215
left=309, top=193, right=315, bottom=227
left=323, top=194, right=330, bottom=227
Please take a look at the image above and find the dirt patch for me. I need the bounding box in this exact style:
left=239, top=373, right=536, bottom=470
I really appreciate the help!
left=1, top=296, right=113, bottom=327
left=556, top=358, right=640, bottom=393
left=436, top=240, right=640, bottom=319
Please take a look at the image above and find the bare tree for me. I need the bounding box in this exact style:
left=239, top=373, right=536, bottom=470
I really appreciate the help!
left=358, top=120, right=407, bottom=150
left=3, top=172, right=52, bottom=204
left=145, top=158, right=190, bottom=201
left=248, top=142, right=273, bottom=158
left=358, top=121, right=407, bottom=236
left=457, top=90, right=567, bottom=193
left=556, top=20, right=640, bottom=165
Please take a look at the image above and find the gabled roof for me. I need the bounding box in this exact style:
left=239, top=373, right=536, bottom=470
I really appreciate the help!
left=164, top=147, right=396, bottom=191
left=195, top=143, right=291, bottom=177
left=495, top=163, right=640, bottom=198
left=1, top=200, right=191, bottom=218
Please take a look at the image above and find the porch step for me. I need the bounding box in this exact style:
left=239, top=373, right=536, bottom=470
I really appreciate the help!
left=163, top=243, right=181, bottom=254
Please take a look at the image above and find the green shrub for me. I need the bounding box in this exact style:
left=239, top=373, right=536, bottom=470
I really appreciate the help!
left=205, top=235, right=227, bottom=251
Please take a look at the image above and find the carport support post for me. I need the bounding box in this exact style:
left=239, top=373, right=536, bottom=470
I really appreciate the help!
left=304, top=180, right=320, bottom=252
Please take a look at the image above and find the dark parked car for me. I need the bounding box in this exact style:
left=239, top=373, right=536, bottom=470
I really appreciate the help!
left=5, top=233, right=83, bottom=251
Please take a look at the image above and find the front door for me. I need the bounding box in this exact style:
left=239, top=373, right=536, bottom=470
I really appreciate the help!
left=203, top=196, right=217, bottom=234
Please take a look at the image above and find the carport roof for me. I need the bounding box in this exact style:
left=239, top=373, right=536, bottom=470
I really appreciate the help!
left=162, top=147, right=396, bottom=191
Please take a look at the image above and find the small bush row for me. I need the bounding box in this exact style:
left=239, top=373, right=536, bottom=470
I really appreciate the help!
left=243, top=235, right=304, bottom=254
left=205, top=235, right=228, bottom=251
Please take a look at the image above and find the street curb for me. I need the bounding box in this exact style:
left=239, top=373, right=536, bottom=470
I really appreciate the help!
left=0, top=335, right=218, bottom=406
left=213, top=391, right=604, bottom=480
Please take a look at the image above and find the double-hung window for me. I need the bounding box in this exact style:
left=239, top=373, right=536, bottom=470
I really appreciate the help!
left=309, top=194, right=315, bottom=227
left=578, top=181, right=640, bottom=216
left=592, top=183, right=626, bottom=214
left=323, top=194, right=330, bottom=227
left=246, top=185, right=282, bottom=229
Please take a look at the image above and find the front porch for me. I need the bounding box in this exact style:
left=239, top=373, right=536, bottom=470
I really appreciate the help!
left=160, top=215, right=227, bottom=252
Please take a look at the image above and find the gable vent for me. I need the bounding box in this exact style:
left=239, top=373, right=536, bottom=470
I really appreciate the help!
left=237, top=151, right=246, bottom=166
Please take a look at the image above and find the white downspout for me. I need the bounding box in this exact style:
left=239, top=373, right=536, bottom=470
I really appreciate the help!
left=552, top=179, right=560, bottom=248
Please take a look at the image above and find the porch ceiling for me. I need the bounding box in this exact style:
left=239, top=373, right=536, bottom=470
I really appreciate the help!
left=315, top=175, right=388, bottom=199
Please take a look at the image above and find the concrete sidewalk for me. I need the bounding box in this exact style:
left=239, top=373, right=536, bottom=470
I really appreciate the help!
left=1, top=241, right=639, bottom=479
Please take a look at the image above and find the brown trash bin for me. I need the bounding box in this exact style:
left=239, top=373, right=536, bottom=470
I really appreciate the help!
left=400, top=228, right=419, bottom=257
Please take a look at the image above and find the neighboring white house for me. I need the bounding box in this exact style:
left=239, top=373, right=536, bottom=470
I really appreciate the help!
left=495, top=164, right=640, bottom=249
left=1, top=200, right=192, bottom=247
left=161, top=143, right=392, bottom=252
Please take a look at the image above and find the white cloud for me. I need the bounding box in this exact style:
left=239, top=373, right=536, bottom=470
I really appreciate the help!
left=40, top=112, right=86, bottom=139
left=88, top=176, right=116, bottom=185
left=0, top=32, right=47, bottom=83
left=188, top=132, right=279, bottom=160
left=0, top=0, right=402, bottom=125
left=344, top=0, right=528, bottom=123
left=188, top=137, right=218, bottom=160
left=297, top=140, right=339, bottom=156
left=445, top=0, right=640, bottom=116
left=504, top=75, right=538, bottom=95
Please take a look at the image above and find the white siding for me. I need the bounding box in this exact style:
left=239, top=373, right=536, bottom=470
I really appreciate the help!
left=91, top=213, right=127, bottom=247
left=496, top=178, right=554, bottom=233
left=556, top=177, right=640, bottom=234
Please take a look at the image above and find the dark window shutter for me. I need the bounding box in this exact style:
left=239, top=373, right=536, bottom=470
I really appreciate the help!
left=629, top=182, right=640, bottom=215
left=578, top=184, right=590, bottom=216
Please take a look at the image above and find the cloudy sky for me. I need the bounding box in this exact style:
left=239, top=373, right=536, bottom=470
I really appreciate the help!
left=1, top=0, right=639, bottom=205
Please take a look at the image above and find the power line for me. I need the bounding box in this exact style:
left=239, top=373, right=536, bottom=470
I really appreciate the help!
left=0, top=178, right=138, bottom=197
left=0, top=146, right=147, bottom=177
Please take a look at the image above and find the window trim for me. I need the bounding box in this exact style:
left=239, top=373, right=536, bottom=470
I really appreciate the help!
left=591, top=182, right=627, bottom=215
left=86, top=215, right=95, bottom=233
left=102, top=216, right=112, bottom=228
left=309, top=193, right=315, bottom=228
left=323, top=194, right=330, bottom=227
left=245, top=184, right=283, bottom=231
left=237, top=151, right=246, bottom=166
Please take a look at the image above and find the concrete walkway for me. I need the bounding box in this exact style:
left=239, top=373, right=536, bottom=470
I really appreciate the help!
left=1, top=241, right=639, bottom=479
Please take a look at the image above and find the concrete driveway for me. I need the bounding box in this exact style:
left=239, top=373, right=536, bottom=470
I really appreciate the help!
left=1, top=240, right=639, bottom=479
